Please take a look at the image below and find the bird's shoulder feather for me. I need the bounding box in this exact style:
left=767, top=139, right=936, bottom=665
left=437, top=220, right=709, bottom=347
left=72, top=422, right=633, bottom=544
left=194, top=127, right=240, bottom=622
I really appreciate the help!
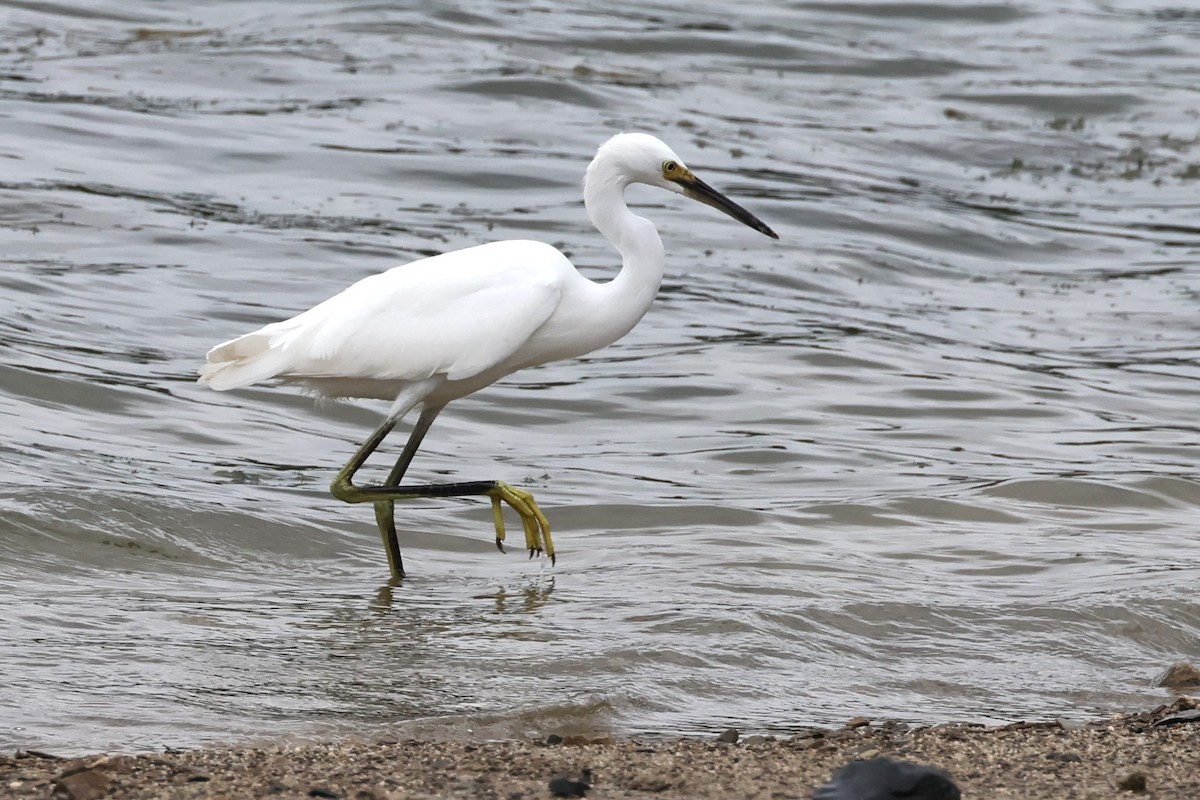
left=278, top=240, right=570, bottom=382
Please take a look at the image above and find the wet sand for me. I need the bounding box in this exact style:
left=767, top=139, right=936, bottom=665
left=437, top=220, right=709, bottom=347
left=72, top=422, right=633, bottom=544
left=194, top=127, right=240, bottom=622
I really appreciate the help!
left=7, top=700, right=1199, bottom=799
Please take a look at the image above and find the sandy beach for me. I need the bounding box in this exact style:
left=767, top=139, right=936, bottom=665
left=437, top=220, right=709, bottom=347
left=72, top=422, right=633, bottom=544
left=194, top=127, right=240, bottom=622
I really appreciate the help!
left=7, top=699, right=1198, bottom=799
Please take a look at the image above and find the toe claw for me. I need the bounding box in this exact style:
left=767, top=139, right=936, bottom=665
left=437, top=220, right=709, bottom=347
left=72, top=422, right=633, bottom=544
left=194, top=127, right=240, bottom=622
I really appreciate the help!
left=488, top=482, right=556, bottom=568
left=496, top=537, right=505, bottom=554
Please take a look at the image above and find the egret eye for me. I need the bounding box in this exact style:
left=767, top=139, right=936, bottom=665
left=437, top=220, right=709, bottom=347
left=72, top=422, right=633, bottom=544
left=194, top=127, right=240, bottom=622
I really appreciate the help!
left=662, top=160, right=679, bottom=176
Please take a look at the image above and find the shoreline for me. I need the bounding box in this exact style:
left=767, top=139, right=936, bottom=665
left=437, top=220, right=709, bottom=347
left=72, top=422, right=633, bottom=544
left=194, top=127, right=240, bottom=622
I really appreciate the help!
left=7, top=699, right=1198, bottom=799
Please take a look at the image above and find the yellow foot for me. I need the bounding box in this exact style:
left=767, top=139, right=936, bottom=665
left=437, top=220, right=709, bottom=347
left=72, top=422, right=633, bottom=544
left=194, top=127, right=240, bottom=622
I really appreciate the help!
left=488, top=481, right=555, bottom=565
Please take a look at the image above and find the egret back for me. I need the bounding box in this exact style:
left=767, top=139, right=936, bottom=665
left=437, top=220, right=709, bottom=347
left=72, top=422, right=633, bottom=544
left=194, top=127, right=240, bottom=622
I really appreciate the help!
left=198, top=240, right=569, bottom=398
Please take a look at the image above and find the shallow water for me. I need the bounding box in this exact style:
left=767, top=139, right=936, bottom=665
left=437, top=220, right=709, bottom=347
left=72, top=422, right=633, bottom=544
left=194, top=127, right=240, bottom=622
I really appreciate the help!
left=2, top=0, right=1199, bottom=755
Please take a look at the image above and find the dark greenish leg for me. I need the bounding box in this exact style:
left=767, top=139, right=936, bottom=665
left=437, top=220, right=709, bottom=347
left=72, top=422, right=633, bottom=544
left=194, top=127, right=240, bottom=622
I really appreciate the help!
left=330, top=406, right=554, bottom=580
left=372, top=406, right=443, bottom=579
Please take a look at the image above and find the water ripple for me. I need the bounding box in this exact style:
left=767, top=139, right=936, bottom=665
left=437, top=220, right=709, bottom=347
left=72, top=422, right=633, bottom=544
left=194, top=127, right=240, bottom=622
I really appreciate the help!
left=1, top=0, right=1198, bottom=756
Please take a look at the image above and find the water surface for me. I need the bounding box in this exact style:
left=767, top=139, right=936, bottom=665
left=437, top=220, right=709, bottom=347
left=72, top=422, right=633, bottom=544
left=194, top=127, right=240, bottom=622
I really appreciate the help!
left=1, top=0, right=1199, bottom=754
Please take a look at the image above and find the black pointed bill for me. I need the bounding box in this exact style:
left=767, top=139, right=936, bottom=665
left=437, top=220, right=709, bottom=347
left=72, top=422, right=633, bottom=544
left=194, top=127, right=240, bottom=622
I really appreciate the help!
left=672, top=173, right=779, bottom=239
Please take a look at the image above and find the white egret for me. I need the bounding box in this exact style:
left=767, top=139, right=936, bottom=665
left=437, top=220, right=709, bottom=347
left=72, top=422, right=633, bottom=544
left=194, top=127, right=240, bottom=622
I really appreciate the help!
left=199, top=133, right=778, bottom=579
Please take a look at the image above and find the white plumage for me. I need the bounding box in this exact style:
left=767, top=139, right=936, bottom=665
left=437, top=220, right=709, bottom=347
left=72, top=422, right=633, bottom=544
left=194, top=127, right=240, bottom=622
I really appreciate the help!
left=201, top=240, right=568, bottom=401
left=198, top=132, right=777, bottom=577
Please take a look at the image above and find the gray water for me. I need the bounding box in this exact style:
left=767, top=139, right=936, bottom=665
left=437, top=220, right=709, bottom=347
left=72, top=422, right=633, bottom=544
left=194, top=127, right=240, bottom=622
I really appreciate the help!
left=2, top=0, right=1199, bottom=756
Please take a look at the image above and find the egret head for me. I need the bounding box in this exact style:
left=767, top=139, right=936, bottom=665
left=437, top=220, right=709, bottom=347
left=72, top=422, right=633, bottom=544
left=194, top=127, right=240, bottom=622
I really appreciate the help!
left=592, top=133, right=779, bottom=239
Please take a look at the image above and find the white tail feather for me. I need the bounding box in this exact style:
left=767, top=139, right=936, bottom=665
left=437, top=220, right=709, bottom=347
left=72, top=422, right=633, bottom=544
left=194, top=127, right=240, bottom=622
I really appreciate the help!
left=198, top=329, right=296, bottom=391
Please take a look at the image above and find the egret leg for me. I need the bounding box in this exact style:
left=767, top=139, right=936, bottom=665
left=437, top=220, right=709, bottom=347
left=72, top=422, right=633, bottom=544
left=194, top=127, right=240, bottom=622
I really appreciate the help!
left=373, top=406, right=444, bottom=578
left=330, top=409, right=554, bottom=579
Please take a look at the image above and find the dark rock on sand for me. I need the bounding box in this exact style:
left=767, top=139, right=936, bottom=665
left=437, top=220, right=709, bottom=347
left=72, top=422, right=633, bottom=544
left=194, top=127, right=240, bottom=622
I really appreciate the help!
left=54, top=767, right=109, bottom=800
left=814, top=756, right=960, bottom=800
left=23, top=750, right=62, bottom=761
left=1117, top=772, right=1148, bottom=793
left=548, top=767, right=592, bottom=797
left=1153, top=709, right=1200, bottom=727
left=716, top=727, right=739, bottom=744
left=1153, top=662, right=1200, bottom=690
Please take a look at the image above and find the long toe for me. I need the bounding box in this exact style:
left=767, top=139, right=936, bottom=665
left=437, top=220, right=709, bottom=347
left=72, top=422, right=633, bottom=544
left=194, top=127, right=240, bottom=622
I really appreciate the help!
left=488, top=482, right=555, bottom=566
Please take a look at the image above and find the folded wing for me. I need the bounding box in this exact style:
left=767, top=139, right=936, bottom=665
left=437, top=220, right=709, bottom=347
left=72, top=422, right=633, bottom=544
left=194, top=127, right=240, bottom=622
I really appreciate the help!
left=199, top=241, right=566, bottom=394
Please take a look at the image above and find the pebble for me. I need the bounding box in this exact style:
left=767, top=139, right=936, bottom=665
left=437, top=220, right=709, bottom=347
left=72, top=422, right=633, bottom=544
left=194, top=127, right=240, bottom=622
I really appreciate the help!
left=53, top=768, right=109, bottom=800
left=716, top=727, right=739, bottom=744
left=814, top=756, right=960, bottom=800
left=625, top=772, right=672, bottom=793
left=548, top=767, right=591, bottom=797
left=1117, top=772, right=1148, bottom=793
left=1152, top=709, right=1200, bottom=728
left=1153, top=662, right=1200, bottom=689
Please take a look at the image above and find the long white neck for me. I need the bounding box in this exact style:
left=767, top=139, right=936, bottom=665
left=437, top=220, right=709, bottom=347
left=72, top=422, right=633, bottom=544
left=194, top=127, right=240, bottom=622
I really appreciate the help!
left=583, top=154, right=666, bottom=323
